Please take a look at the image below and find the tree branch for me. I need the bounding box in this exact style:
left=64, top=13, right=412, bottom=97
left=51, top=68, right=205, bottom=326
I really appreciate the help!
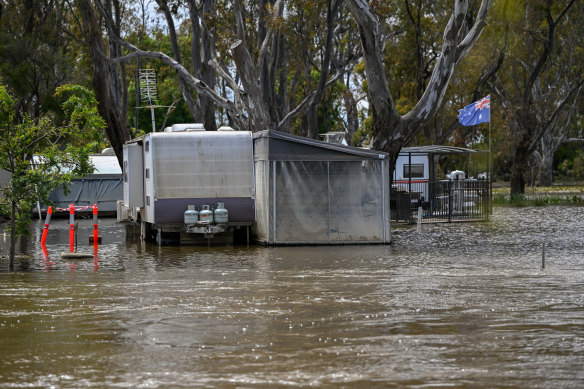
left=256, top=0, right=285, bottom=76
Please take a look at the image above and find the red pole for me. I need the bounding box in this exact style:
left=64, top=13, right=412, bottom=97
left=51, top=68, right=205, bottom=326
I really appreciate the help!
left=93, top=204, right=99, bottom=248
left=41, top=206, right=52, bottom=245
left=69, top=204, right=75, bottom=253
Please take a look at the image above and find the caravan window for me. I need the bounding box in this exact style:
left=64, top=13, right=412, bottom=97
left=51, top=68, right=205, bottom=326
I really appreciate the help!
left=403, top=164, right=424, bottom=178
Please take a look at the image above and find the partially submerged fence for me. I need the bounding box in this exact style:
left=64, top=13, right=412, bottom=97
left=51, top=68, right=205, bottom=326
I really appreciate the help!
left=391, top=179, right=490, bottom=223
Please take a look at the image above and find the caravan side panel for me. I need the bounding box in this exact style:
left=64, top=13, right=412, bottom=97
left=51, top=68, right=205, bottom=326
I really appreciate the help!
left=143, top=134, right=155, bottom=223
left=123, top=143, right=144, bottom=208
left=149, top=131, right=255, bottom=224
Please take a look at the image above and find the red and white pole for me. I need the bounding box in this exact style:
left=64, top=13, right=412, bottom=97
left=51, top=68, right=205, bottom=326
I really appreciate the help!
left=69, top=204, right=75, bottom=253
left=41, top=206, right=52, bottom=245
left=93, top=204, right=99, bottom=247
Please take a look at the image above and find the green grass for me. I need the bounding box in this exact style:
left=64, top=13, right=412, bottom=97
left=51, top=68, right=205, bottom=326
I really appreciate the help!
left=493, top=192, right=583, bottom=207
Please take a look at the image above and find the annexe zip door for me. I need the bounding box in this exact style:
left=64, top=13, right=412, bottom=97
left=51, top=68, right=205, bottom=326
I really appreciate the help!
left=271, top=159, right=389, bottom=244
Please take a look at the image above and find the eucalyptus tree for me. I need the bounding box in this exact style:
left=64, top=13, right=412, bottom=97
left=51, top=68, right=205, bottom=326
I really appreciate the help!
left=343, top=0, right=491, bottom=176
left=483, top=0, right=583, bottom=195
left=530, top=1, right=584, bottom=187
left=74, top=0, right=131, bottom=166
left=84, top=0, right=353, bottom=139
left=0, top=0, right=78, bottom=121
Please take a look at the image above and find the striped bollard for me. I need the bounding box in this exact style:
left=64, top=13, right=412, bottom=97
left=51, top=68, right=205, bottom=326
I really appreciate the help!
left=41, top=206, right=52, bottom=245
left=93, top=204, right=99, bottom=248
left=69, top=204, right=75, bottom=253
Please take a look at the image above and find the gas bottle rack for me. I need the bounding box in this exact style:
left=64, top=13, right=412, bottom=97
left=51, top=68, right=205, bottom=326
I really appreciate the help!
left=184, top=202, right=229, bottom=238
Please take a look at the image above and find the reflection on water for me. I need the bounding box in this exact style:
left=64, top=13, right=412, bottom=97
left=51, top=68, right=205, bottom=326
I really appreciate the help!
left=1, top=206, right=583, bottom=388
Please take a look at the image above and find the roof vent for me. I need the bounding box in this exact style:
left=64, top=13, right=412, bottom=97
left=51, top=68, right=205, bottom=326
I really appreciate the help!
left=170, top=123, right=205, bottom=132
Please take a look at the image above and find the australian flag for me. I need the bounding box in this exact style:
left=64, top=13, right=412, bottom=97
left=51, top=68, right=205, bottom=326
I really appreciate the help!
left=457, top=95, right=490, bottom=126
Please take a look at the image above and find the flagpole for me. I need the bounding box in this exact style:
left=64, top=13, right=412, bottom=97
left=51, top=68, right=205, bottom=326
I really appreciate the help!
left=488, top=119, right=492, bottom=215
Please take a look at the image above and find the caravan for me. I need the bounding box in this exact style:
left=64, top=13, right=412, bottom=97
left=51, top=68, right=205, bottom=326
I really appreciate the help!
left=121, top=126, right=255, bottom=244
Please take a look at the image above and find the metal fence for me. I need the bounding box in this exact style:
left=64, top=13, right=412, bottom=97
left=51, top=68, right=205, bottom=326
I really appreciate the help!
left=391, top=179, right=490, bottom=223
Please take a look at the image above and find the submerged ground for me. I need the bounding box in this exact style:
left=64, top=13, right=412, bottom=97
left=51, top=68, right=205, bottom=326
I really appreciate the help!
left=0, top=206, right=583, bottom=388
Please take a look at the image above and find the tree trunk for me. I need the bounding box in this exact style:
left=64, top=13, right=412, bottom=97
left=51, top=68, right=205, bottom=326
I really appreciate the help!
left=306, top=0, right=339, bottom=139
left=77, top=0, right=130, bottom=167
left=200, top=0, right=217, bottom=131
left=510, top=146, right=529, bottom=197
left=538, top=132, right=554, bottom=186
left=157, top=0, right=199, bottom=121
left=9, top=200, right=16, bottom=271
left=344, top=0, right=491, bottom=155
left=510, top=167, right=526, bottom=197
left=343, top=74, right=359, bottom=145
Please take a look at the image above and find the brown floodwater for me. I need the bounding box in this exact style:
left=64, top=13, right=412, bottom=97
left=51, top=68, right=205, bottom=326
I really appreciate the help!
left=0, top=206, right=583, bottom=388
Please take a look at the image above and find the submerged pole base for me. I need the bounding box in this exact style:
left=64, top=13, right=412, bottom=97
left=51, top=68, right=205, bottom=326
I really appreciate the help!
left=61, top=252, right=95, bottom=259
left=89, top=236, right=102, bottom=244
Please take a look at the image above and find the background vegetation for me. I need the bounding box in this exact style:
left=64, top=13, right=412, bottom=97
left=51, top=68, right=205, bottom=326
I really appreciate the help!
left=0, top=0, right=582, bottom=194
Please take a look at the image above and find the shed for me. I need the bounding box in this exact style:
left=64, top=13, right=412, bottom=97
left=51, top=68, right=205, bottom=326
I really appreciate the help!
left=252, top=130, right=390, bottom=244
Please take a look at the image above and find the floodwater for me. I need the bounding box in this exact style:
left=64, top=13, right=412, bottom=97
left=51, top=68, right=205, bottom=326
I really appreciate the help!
left=0, top=206, right=583, bottom=388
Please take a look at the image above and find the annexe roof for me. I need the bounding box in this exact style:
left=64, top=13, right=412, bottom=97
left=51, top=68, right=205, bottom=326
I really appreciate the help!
left=400, top=145, right=488, bottom=155
left=253, top=130, right=388, bottom=161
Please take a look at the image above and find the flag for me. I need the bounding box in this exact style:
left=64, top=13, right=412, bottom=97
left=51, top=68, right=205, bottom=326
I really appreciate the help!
left=457, top=95, right=490, bottom=126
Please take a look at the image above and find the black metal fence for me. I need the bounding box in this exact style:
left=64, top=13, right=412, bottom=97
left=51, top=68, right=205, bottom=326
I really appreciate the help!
left=391, top=179, right=490, bottom=223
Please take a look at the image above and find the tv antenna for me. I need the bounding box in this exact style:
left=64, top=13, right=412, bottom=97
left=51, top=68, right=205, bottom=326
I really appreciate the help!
left=138, top=69, right=158, bottom=132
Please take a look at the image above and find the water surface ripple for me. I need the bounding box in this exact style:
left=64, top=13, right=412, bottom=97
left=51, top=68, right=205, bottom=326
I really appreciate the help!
left=1, top=206, right=583, bottom=388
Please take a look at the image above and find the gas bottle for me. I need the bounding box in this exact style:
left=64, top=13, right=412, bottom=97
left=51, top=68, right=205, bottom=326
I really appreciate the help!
left=214, top=202, right=228, bottom=224
left=199, top=205, right=214, bottom=224
left=184, top=205, right=198, bottom=225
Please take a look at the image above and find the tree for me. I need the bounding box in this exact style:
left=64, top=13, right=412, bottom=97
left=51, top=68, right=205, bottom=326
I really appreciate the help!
left=0, top=84, right=99, bottom=270
left=91, top=0, right=354, bottom=137
left=344, top=0, right=491, bottom=177
left=0, top=0, right=81, bottom=122
left=75, top=0, right=131, bottom=167
left=484, top=0, right=583, bottom=195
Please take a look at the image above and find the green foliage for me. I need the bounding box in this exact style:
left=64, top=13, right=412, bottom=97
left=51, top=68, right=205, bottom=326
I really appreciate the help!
left=573, top=153, right=584, bottom=180
left=556, top=146, right=584, bottom=181
left=0, top=83, right=97, bottom=266
left=352, top=112, right=373, bottom=147
left=54, top=84, right=108, bottom=151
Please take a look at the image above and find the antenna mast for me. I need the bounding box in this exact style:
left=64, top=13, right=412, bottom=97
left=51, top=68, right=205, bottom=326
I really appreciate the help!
left=139, top=69, right=158, bottom=132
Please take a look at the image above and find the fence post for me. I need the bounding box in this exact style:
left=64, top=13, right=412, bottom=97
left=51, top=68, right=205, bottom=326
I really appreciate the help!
left=448, top=180, right=452, bottom=223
